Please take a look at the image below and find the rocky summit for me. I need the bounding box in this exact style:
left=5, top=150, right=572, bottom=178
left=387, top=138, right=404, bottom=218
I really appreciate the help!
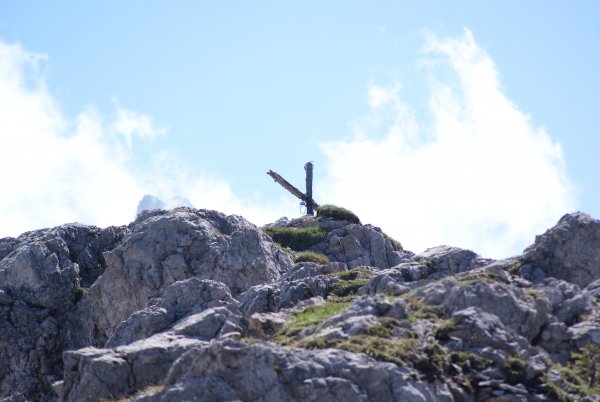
left=1, top=208, right=600, bottom=402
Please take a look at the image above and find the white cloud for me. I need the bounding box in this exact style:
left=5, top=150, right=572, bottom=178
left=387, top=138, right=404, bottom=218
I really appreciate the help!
left=367, top=82, right=401, bottom=109
left=0, top=40, right=293, bottom=237
left=318, top=29, right=576, bottom=258
left=0, top=41, right=146, bottom=234
left=111, top=97, right=166, bottom=147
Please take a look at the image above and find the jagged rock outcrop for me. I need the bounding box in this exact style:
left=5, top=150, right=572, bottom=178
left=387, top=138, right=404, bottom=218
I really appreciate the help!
left=140, top=339, right=453, bottom=402
left=0, top=224, right=125, bottom=401
left=313, top=224, right=409, bottom=268
left=522, top=212, right=600, bottom=287
left=2, top=210, right=600, bottom=401
left=60, top=334, right=207, bottom=402
left=76, top=208, right=292, bottom=345
left=106, top=278, right=237, bottom=347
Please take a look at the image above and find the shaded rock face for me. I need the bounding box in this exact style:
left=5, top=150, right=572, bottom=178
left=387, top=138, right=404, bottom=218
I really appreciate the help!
left=4, top=210, right=600, bottom=402
left=0, top=224, right=125, bottom=401
left=523, top=212, right=600, bottom=287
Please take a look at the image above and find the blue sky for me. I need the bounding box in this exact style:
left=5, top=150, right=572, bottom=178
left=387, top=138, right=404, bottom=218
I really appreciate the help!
left=0, top=1, right=598, bottom=258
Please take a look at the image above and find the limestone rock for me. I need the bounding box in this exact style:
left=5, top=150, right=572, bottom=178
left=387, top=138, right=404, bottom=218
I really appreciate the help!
left=0, top=224, right=124, bottom=401
left=106, top=278, right=237, bottom=347
left=312, top=224, right=409, bottom=269
left=61, top=334, right=205, bottom=402
left=4, top=207, right=600, bottom=401
left=416, top=246, right=493, bottom=278
left=523, top=212, right=600, bottom=287
left=141, top=339, right=453, bottom=402
left=78, top=208, right=292, bottom=344
left=415, top=278, right=551, bottom=341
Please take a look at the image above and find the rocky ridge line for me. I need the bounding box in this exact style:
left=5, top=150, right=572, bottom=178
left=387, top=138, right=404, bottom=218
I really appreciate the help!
left=0, top=208, right=599, bottom=401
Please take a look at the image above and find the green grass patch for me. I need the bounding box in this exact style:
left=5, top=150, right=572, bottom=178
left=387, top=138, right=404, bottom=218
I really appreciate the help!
left=525, top=288, right=541, bottom=299
left=263, top=226, right=329, bottom=251
left=296, top=330, right=448, bottom=378
left=335, top=335, right=416, bottom=365
left=365, top=317, right=403, bottom=338
left=316, top=204, right=361, bottom=224
left=327, top=268, right=373, bottom=297
left=544, top=364, right=600, bottom=401
left=407, top=297, right=445, bottom=320
left=294, top=251, right=329, bottom=264
left=278, top=300, right=351, bottom=339
left=571, top=342, right=600, bottom=388
left=330, top=278, right=369, bottom=297
left=507, top=261, right=523, bottom=275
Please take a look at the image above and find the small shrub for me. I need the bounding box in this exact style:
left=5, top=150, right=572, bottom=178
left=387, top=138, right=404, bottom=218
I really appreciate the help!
left=365, top=317, right=402, bottom=338
left=330, top=277, right=369, bottom=297
left=382, top=232, right=403, bottom=251
left=503, top=356, right=527, bottom=385
left=263, top=226, right=329, bottom=251
left=328, top=268, right=373, bottom=297
left=300, top=336, right=328, bottom=349
left=294, top=251, right=329, bottom=265
left=544, top=365, right=600, bottom=401
left=525, top=288, right=541, bottom=299
left=507, top=261, right=523, bottom=275
left=414, top=342, right=450, bottom=378
left=571, top=342, right=600, bottom=387
left=434, top=319, right=457, bottom=341
left=316, top=205, right=361, bottom=224
left=407, top=297, right=445, bottom=320
left=336, top=335, right=416, bottom=365
left=73, top=287, right=85, bottom=303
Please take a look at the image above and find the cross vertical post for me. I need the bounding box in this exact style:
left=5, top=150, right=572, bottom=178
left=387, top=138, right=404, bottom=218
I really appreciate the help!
left=305, top=162, right=314, bottom=215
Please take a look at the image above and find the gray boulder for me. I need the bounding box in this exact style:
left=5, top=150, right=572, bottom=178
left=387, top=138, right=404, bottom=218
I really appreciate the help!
left=0, top=224, right=124, bottom=401
left=239, top=262, right=347, bottom=317
left=78, top=208, right=292, bottom=344
left=0, top=224, right=124, bottom=314
left=360, top=267, right=412, bottom=296
left=523, top=212, right=600, bottom=287
left=61, top=334, right=206, bottom=402
left=106, top=278, right=237, bottom=347
left=415, top=278, right=551, bottom=341
left=448, top=307, right=532, bottom=358
left=312, top=224, right=408, bottom=269
left=416, top=246, right=493, bottom=277
left=139, top=339, right=453, bottom=402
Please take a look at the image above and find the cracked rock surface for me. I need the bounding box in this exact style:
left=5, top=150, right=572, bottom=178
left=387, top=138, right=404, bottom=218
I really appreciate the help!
left=2, top=209, right=600, bottom=401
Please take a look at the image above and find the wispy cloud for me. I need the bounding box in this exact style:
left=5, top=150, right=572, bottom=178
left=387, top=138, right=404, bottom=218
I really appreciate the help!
left=111, top=98, right=166, bottom=148
left=318, top=29, right=576, bottom=258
